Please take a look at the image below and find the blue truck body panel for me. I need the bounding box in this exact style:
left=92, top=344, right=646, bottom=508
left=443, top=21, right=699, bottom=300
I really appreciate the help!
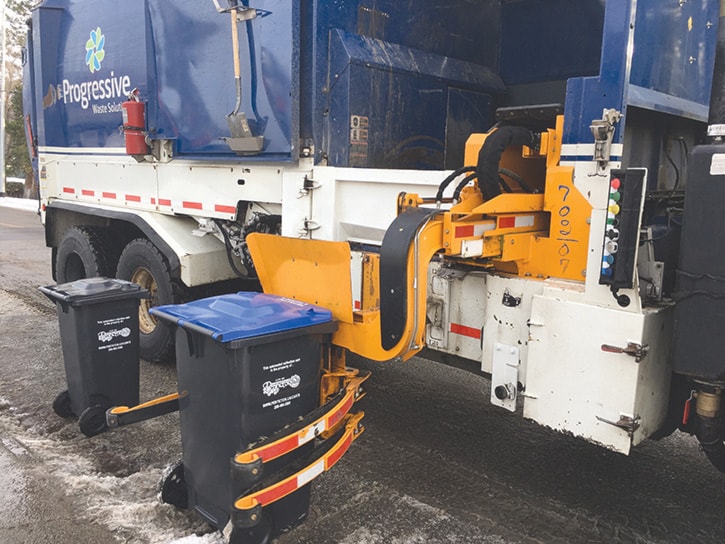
left=25, top=0, right=720, bottom=168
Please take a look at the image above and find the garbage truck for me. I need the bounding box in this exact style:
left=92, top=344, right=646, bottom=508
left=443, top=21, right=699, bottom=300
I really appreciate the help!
left=23, top=0, right=725, bottom=488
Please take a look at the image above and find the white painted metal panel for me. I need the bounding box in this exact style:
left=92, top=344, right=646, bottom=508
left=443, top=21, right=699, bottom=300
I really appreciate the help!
left=524, top=295, right=673, bottom=454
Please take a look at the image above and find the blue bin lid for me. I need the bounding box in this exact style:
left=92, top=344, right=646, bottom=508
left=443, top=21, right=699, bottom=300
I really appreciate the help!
left=150, top=292, right=334, bottom=343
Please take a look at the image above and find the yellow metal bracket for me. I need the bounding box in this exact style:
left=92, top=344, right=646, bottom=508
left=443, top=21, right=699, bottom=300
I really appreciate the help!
left=106, top=392, right=181, bottom=428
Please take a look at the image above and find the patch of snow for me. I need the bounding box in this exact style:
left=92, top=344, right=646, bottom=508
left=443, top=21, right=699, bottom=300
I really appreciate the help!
left=0, top=197, right=40, bottom=211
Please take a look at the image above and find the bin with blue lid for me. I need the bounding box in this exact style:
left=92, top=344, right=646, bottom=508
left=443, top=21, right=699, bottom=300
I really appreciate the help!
left=40, top=277, right=149, bottom=437
left=150, top=292, right=337, bottom=542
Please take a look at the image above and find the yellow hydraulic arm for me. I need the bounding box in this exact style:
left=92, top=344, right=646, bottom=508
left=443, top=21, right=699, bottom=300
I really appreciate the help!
left=247, top=115, right=588, bottom=362
left=246, top=207, right=444, bottom=362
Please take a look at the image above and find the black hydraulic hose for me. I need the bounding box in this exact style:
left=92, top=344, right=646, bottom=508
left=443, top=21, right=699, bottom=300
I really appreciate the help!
left=498, top=175, right=513, bottom=193
left=214, top=219, right=246, bottom=278
left=696, top=415, right=725, bottom=473
left=499, top=167, right=534, bottom=193
left=451, top=172, right=480, bottom=203
left=435, top=166, right=477, bottom=203
left=477, top=126, right=536, bottom=200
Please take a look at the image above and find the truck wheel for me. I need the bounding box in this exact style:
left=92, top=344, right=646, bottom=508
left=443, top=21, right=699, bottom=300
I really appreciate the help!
left=55, top=226, right=112, bottom=283
left=116, top=238, right=177, bottom=363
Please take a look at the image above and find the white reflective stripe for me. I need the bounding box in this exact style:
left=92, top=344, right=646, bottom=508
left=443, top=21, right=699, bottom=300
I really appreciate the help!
left=297, top=459, right=325, bottom=487
left=39, top=146, right=127, bottom=155
left=560, top=143, right=623, bottom=158
left=515, top=215, right=535, bottom=227
left=474, top=223, right=495, bottom=236
left=300, top=420, right=327, bottom=443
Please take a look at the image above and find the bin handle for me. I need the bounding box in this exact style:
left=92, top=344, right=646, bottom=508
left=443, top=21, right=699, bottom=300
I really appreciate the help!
left=149, top=309, right=220, bottom=340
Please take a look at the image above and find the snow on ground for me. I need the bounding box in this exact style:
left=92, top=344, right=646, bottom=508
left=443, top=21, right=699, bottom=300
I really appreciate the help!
left=0, top=197, right=40, bottom=212
left=1, top=409, right=216, bottom=544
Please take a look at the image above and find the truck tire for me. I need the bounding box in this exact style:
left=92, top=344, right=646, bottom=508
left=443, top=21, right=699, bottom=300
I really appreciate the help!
left=55, top=226, right=113, bottom=283
left=116, top=238, right=177, bottom=363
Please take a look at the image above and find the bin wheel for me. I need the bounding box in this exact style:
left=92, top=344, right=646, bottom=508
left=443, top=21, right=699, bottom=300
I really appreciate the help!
left=159, top=458, right=188, bottom=509
left=116, top=238, right=182, bottom=363
left=79, top=405, right=108, bottom=437
left=52, top=390, right=74, bottom=419
left=229, top=512, right=273, bottom=544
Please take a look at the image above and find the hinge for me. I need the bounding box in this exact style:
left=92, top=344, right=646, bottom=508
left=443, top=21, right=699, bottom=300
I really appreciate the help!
left=590, top=108, right=622, bottom=168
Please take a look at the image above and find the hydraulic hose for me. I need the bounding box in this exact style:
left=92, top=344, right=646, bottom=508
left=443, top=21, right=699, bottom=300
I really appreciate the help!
left=477, top=126, right=536, bottom=200
left=499, top=167, right=534, bottom=193
left=451, top=172, right=480, bottom=203
left=435, top=166, right=477, bottom=203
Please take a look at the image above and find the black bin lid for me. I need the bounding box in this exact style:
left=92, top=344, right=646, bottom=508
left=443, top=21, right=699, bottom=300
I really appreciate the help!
left=40, top=277, right=149, bottom=306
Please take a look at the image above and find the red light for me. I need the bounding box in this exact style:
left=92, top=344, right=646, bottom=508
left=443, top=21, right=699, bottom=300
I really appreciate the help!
left=611, top=178, right=621, bottom=190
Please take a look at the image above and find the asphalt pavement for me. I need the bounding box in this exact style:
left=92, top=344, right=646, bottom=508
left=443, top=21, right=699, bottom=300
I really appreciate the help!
left=0, top=197, right=122, bottom=543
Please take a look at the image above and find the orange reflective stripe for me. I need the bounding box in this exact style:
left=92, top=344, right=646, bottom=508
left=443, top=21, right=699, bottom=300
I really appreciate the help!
left=235, top=376, right=367, bottom=465
left=234, top=413, right=364, bottom=512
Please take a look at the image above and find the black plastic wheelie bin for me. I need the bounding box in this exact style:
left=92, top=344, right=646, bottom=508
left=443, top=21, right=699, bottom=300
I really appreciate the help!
left=150, top=292, right=336, bottom=543
left=40, top=277, right=148, bottom=437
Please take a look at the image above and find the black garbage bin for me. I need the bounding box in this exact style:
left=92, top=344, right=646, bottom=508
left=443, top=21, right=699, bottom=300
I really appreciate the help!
left=40, top=277, right=148, bottom=437
left=150, top=292, right=336, bottom=542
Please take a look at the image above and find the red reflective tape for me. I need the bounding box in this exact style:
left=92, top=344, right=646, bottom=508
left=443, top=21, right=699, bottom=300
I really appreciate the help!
left=455, top=225, right=474, bottom=238
left=62, top=187, right=75, bottom=194
left=255, top=477, right=298, bottom=507
left=81, top=189, right=94, bottom=196
left=183, top=201, right=203, bottom=210
left=102, top=192, right=117, bottom=199
left=327, top=395, right=355, bottom=430
left=258, top=434, right=299, bottom=462
left=215, top=204, right=236, bottom=214
left=450, top=323, right=481, bottom=340
left=326, top=432, right=353, bottom=468
left=158, top=198, right=172, bottom=207
left=126, top=194, right=141, bottom=203
left=498, top=216, right=516, bottom=228
left=354, top=300, right=361, bottom=310
left=150, top=197, right=156, bottom=205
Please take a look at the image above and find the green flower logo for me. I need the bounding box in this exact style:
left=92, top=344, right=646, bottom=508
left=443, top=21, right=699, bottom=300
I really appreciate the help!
left=85, top=27, right=105, bottom=73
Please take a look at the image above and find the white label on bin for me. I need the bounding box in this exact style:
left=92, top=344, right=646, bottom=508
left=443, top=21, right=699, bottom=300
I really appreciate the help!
left=262, top=374, right=301, bottom=397
left=262, top=357, right=301, bottom=374
left=262, top=393, right=301, bottom=410
left=96, top=315, right=132, bottom=352
left=98, top=327, right=131, bottom=343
